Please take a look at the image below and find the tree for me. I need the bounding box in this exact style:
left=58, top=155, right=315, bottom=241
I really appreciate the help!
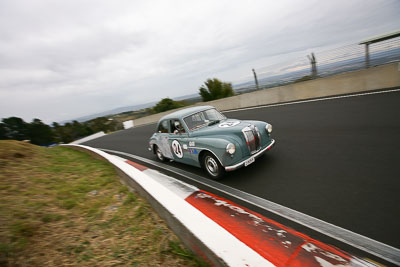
left=152, top=98, right=185, bottom=113
left=71, top=120, right=92, bottom=138
left=0, top=123, right=7, bottom=139
left=199, top=78, right=234, bottom=102
left=1, top=117, right=29, bottom=140
left=28, top=119, right=54, bottom=145
left=59, top=122, right=75, bottom=143
left=88, top=117, right=109, bottom=133
left=51, top=122, right=64, bottom=143
left=87, top=117, right=121, bottom=133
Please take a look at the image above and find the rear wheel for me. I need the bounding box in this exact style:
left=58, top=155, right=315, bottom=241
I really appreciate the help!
left=202, top=152, right=225, bottom=179
left=155, top=145, right=167, bottom=162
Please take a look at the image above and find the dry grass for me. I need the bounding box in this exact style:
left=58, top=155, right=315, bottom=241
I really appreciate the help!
left=0, top=140, right=208, bottom=267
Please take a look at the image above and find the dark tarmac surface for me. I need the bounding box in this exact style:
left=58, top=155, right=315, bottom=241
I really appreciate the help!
left=84, top=89, right=400, bottom=249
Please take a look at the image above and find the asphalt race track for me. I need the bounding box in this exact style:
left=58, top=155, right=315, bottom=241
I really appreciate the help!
left=83, top=89, right=400, bottom=249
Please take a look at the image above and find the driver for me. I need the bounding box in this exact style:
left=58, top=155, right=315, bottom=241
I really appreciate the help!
left=173, top=120, right=184, bottom=134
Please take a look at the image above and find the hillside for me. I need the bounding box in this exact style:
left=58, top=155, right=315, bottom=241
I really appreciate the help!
left=0, top=141, right=206, bottom=266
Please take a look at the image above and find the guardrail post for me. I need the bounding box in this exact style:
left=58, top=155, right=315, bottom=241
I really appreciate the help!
left=307, top=53, right=318, bottom=78
left=364, top=43, right=370, bottom=68
left=252, top=69, right=259, bottom=90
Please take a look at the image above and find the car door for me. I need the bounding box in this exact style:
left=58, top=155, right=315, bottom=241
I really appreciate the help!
left=155, top=119, right=174, bottom=159
left=168, top=119, right=191, bottom=163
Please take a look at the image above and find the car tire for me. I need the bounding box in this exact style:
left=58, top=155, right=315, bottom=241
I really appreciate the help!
left=154, top=145, right=167, bottom=162
left=202, top=152, right=225, bottom=179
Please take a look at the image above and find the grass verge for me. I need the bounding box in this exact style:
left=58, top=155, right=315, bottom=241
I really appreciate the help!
left=0, top=140, right=209, bottom=266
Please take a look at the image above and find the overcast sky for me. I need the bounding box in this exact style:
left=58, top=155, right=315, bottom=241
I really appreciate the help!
left=0, top=0, right=399, bottom=123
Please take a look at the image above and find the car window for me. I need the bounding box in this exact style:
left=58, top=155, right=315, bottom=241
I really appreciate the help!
left=157, top=120, right=169, bottom=133
left=184, top=109, right=226, bottom=131
left=204, top=109, right=225, bottom=121
left=184, top=112, right=207, bottom=131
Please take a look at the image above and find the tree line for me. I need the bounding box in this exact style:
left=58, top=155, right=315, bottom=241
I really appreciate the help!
left=0, top=117, right=121, bottom=146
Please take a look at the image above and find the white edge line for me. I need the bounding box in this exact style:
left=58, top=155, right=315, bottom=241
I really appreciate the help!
left=100, top=148, right=400, bottom=266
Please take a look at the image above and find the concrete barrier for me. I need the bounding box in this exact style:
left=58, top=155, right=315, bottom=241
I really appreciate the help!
left=69, top=131, right=106, bottom=144
left=123, top=120, right=134, bottom=129
left=133, top=62, right=400, bottom=127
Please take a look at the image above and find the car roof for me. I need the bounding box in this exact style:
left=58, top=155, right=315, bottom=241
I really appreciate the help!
left=159, top=105, right=215, bottom=121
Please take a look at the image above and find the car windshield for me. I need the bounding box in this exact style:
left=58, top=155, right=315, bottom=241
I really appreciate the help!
left=183, top=108, right=226, bottom=131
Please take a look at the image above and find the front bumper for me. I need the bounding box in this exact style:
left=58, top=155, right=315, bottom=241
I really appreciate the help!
left=225, top=139, right=275, bottom=172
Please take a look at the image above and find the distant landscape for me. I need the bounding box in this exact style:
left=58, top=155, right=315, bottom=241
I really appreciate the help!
left=234, top=45, right=400, bottom=93
left=61, top=93, right=203, bottom=124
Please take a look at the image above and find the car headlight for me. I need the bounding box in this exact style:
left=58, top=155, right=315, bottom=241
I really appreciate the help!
left=226, top=143, right=236, bottom=155
left=265, top=123, right=272, bottom=134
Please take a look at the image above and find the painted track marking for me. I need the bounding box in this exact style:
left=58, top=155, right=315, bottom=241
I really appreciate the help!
left=100, top=148, right=400, bottom=266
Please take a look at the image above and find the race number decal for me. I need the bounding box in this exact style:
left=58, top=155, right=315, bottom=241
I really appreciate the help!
left=171, top=140, right=183, bottom=158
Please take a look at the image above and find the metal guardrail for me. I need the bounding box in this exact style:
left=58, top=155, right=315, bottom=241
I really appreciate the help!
left=234, top=37, right=400, bottom=94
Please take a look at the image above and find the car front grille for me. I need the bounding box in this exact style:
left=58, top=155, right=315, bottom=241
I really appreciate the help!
left=242, top=125, right=261, bottom=154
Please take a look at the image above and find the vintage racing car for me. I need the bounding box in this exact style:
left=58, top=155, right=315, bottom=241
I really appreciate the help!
left=148, top=105, right=275, bottom=179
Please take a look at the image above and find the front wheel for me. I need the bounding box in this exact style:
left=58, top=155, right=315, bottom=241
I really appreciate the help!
left=155, top=145, right=167, bottom=162
left=202, top=152, right=225, bottom=179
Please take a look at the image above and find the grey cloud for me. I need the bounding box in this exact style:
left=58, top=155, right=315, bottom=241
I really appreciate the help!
left=0, top=0, right=399, bottom=123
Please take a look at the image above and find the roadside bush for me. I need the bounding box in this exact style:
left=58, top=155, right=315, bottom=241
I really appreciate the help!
left=152, top=98, right=186, bottom=113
